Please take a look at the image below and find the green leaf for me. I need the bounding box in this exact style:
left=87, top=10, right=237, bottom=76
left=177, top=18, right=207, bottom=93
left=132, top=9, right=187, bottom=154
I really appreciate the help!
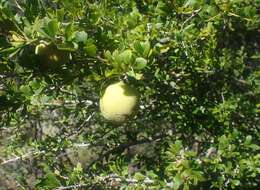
left=74, top=163, right=83, bottom=173
left=169, top=140, right=183, bottom=155
left=134, top=41, right=150, bottom=57
left=44, top=171, right=60, bottom=188
left=64, top=23, right=75, bottom=41
left=185, top=0, right=200, bottom=8
left=126, top=70, right=143, bottom=80
left=249, top=144, right=260, bottom=151
left=119, top=50, right=133, bottom=64
left=182, top=23, right=195, bottom=33
left=134, top=172, right=146, bottom=181
left=245, top=135, right=252, bottom=145
left=251, top=53, right=260, bottom=59
left=134, top=41, right=144, bottom=55
left=173, top=174, right=183, bottom=190
left=0, top=47, right=20, bottom=56
left=57, top=43, right=76, bottom=51
left=104, top=50, right=113, bottom=62
left=113, top=49, right=133, bottom=67
left=135, top=57, right=147, bottom=70
left=20, top=85, right=33, bottom=97
left=183, top=183, right=190, bottom=190
left=127, top=7, right=140, bottom=28
left=232, top=179, right=240, bottom=187
left=84, top=41, right=97, bottom=57
left=75, top=31, right=88, bottom=44
left=41, top=17, right=59, bottom=37
left=146, top=171, right=158, bottom=179
left=142, top=41, right=151, bottom=57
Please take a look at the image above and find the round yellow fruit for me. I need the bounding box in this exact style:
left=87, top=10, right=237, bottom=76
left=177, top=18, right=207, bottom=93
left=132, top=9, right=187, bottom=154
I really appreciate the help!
left=100, top=81, right=139, bottom=123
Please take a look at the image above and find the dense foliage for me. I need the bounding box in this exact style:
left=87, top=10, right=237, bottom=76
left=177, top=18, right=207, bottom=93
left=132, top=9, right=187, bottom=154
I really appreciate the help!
left=0, top=0, right=259, bottom=189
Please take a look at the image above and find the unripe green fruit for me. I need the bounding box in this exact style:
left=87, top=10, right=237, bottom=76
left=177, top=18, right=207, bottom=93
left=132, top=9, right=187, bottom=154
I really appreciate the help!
left=100, top=81, right=139, bottom=122
left=0, top=90, right=14, bottom=110
left=35, top=43, right=47, bottom=55
left=35, top=43, right=70, bottom=70
left=0, top=90, right=5, bottom=97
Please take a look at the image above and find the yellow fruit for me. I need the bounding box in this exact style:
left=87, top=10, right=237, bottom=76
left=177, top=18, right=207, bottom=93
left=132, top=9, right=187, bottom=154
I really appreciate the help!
left=100, top=81, right=139, bottom=122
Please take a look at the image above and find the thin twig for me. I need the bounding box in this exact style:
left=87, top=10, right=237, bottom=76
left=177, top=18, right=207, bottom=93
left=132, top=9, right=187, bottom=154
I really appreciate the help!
left=14, top=0, right=24, bottom=12
left=54, top=184, right=90, bottom=190
left=66, top=112, right=95, bottom=137
left=181, top=8, right=202, bottom=29
left=97, top=55, right=108, bottom=63
left=0, top=150, right=45, bottom=166
left=228, top=12, right=252, bottom=22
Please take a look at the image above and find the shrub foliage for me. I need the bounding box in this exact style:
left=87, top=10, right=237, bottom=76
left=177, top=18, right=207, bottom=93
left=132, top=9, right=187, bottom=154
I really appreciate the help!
left=0, top=0, right=259, bottom=189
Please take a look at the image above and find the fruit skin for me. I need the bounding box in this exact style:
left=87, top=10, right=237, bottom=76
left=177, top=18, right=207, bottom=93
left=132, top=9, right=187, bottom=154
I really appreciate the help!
left=0, top=90, right=19, bottom=111
left=35, top=43, right=70, bottom=70
left=18, top=46, right=39, bottom=69
left=0, top=91, right=8, bottom=110
left=100, top=81, right=139, bottom=123
left=18, top=43, right=70, bottom=71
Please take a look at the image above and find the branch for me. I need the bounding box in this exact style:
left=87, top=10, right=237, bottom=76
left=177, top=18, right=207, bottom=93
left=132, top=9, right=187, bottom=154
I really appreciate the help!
left=54, top=184, right=90, bottom=190
left=181, top=8, right=202, bottom=29
left=97, top=55, right=108, bottom=63
left=0, top=150, right=45, bottom=166
left=65, top=112, right=95, bottom=137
